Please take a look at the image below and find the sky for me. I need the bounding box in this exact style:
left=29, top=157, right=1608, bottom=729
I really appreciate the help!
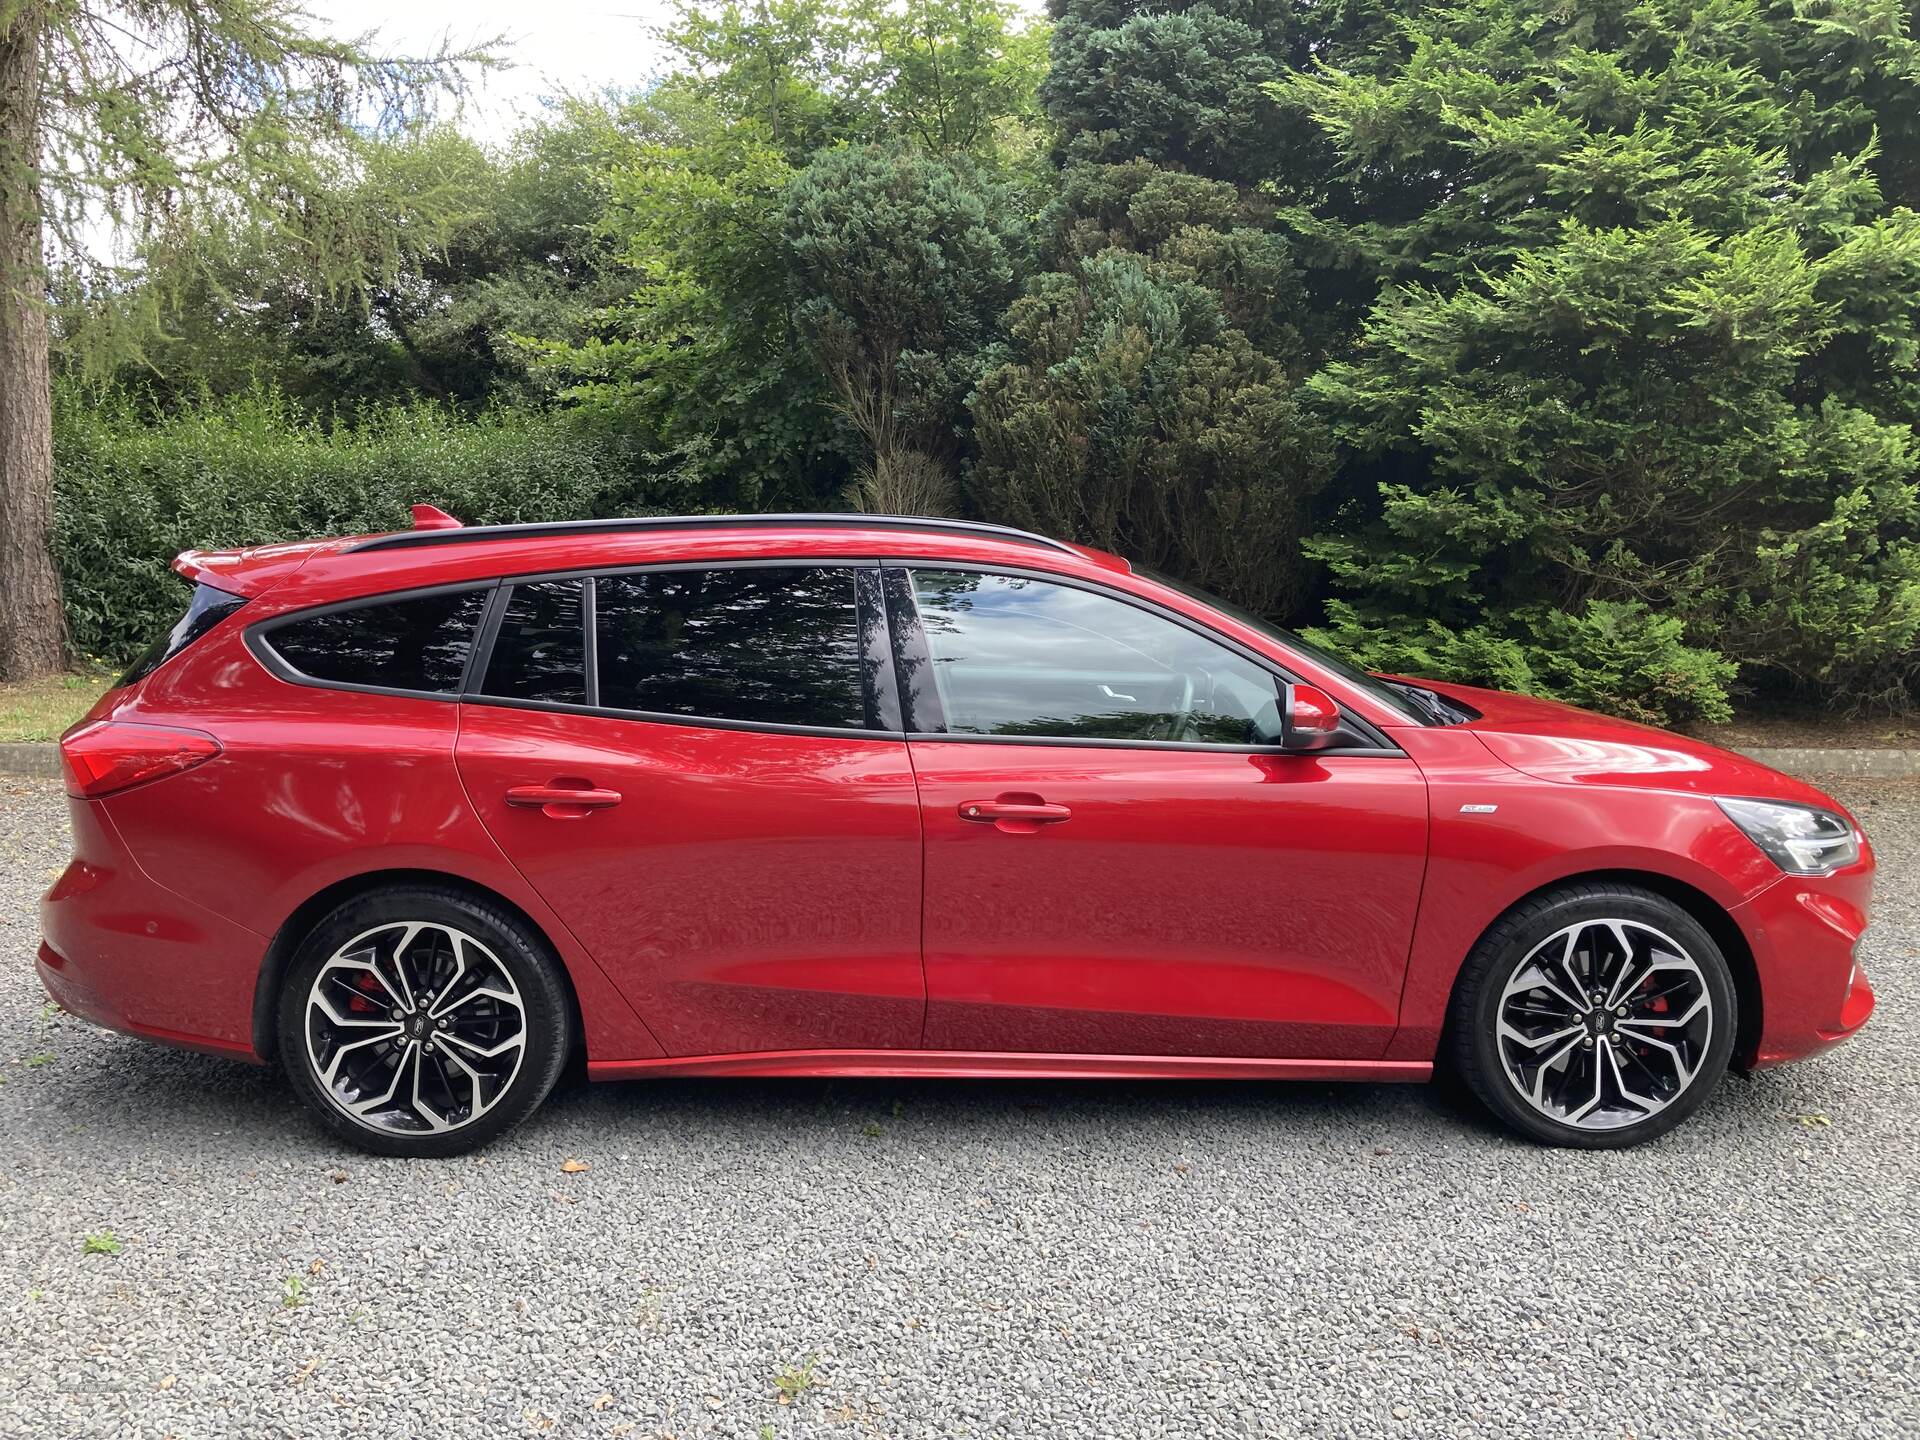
left=315, top=1, right=688, bottom=142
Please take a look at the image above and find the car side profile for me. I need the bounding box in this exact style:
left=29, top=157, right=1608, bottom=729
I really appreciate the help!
left=39, top=511, right=1877, bottom=1156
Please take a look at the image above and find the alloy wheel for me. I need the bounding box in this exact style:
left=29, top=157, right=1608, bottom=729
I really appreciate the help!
left=1495, top=918, right=1714, bottom=1132
left=303, top=920, right=527, bottom=1135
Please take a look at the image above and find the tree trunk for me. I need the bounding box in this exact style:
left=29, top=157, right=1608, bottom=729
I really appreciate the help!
left=0, top=2, right=63, bottom=681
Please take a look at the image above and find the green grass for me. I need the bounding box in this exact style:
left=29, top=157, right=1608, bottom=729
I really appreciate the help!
left=0, top=671, right=112, bottom=742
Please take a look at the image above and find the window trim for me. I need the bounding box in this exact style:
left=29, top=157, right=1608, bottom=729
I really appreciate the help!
left=246, top=579, right=500, bottom=702
left=879, top=560, right=1404, bottom=756
left=465, top=557, right=904, bottom=740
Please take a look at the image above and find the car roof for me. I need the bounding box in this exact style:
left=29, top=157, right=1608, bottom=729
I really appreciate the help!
left=180, top=512, right=1134, bottom=610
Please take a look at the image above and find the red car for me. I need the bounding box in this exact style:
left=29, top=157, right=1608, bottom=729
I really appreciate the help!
left=39, top=512, right=1876, bottom=1156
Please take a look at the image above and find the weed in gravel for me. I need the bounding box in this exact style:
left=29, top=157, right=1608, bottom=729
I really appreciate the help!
left=81, top=1232, right=122, bottom=1256
left=773, top=1354, right=819, bottom=1404
left=282, top=1274, right=309, bottom=1308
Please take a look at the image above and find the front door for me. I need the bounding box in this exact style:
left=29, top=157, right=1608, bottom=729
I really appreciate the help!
left=892, top=568, right=1428, bottom=1060
left=456, top=563, right=924, bottom=1057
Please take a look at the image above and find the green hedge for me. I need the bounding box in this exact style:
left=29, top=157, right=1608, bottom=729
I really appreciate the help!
left=54, top=386, right=674, bottom=662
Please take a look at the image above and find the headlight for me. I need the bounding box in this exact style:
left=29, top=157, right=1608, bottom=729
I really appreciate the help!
left=1715, top=797, right=1860, bottom=875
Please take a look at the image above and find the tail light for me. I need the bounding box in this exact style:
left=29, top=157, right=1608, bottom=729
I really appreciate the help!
left=61, top=721, right=222, bottom=799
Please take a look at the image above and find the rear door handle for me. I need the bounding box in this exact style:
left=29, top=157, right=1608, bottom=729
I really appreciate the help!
left=958, top=795, right=1071, bottom=834
left=505, top=782, right=622, bottom=818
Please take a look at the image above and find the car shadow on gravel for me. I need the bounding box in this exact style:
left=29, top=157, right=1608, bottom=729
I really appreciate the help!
left=27, top=1022, right=1844, bottom=1159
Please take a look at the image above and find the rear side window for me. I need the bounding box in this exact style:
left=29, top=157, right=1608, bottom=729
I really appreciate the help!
left=263, top=588, right=488, bottom=694
left=595, top=566, right=868, bottom=730
left=119, top=582, right=248, bottom=687
left=481, top=579, right=587, bottom=705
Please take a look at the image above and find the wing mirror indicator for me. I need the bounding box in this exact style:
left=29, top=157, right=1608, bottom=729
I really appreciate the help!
left=1281, top=683, right=1342, bottom=752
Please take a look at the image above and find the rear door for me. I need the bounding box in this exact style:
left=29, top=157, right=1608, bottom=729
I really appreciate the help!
left=456, top=562, right=925, bottom=1057
left=890, top=566, right=1429, bottom=1060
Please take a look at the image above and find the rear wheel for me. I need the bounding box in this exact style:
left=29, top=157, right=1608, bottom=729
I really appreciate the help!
left=1449, top=884, right=1736, bottom=1148
left=277, top=886, right=571, bottom=1157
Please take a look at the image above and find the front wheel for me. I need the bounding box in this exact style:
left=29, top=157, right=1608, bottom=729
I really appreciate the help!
left=1449, top=884, right=1737, bottom=1149
left=276, top=886, right=572, bottom=1157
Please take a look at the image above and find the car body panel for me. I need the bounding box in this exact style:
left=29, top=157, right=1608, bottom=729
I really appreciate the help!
left=455, top=703, right=926, bottom=1056
left=909, top=742, right=1428, bottom=1058
left=57, top=623, right=661, bottom=1062
left=587, top=1049, right=1434, bottom=1082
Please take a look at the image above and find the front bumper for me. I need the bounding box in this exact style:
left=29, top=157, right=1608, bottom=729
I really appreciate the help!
left=1732, top=852, right=1877, bottom=1068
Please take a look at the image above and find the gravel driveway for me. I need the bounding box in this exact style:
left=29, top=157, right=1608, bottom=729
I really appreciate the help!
left=1, top=776, right=1915, bottom=1439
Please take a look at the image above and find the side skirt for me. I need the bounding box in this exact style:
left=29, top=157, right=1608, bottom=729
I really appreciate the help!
left=587, top=1049, right=1434, bottom=1083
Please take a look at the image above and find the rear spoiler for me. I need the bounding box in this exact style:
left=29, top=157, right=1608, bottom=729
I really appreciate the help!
left=169, top=503, right=465, bottom=596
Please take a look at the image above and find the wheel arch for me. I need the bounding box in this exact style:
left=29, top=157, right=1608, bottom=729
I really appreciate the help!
left=250, top=868, right=585, bottom=1069
left=1441, top=867, right=1763, bottom=1070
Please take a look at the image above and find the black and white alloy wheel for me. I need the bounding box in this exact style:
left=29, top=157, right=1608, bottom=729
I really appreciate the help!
left=279, top=887, right=570, bottom=1157
left=1496, top=918, right=1713, bottom=1130
left=1451, top=884, right=1737, bottom=1148
left=304, top=920, right=528, bottom=1136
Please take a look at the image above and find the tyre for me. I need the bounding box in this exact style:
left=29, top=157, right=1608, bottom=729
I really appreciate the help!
left=276, top=885, right=572, bottom=1157
left=1448, top=883, right=1737, bottom=1149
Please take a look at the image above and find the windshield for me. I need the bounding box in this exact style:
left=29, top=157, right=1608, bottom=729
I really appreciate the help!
left=1139, top=568, right=1429, bottom=725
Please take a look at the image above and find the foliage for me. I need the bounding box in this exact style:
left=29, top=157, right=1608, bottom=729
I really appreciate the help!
left=20, top=2, right=494, bottom=350
left=847, top=0, right=1051, bottom=158
left=31, top=0, right=1920, bottom=721
left=534, top=0, right=1051, bottom=513
left=986, top=6, right=1337, bottom=618
left=784, top=144, right=1026, bottom=510
left=532, top=91, right=840, bottom=511
left=1270, top=0, right=1920, bottom=719
left=970, top=253, right=1333, bottom=615
left=53, top=386, right=668, bottom=661
left=66, top=112, right=632, bottom=415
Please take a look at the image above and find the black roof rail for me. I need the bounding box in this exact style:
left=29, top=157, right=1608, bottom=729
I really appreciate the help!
left=346, top=512, right=1084, bottom=557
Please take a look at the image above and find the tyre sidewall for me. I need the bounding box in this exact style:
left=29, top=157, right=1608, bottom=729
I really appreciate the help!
left=276, top=887, right=571, bottom=1158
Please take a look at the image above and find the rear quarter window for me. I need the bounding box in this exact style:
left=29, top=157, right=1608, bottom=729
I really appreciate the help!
left=260, top=587, right=490, bottom=694
left=118, top=582, right=249, bottom=688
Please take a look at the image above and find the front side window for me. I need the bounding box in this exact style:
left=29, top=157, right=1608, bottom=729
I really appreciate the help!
left=596, top=566, right=869, bottom=730
left=482, top=580, right=587, bottom=705
left=907, top=570, right=1281, bottom=745
left=264, top=587, right=488, bottom=694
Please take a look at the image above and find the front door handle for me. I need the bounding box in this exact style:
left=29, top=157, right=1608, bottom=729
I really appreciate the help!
left=505, top=782, right=622, bottom=818
left=958, top=794, right=1071, bottom=834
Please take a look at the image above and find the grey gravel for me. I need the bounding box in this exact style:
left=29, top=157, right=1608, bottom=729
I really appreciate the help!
left=0, top=773, right=1915, bottom=1439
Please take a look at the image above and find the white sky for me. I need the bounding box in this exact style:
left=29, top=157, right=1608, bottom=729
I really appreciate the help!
left=316, top=1, right=687, bottom=142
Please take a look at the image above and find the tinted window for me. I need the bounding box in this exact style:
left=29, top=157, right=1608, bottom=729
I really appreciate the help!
left=596, top=566, right=868, bottom=729
left=266, top=588, right=487, bottom=694
left=120, top=582, right=248, bottom=687
left=483, top=580, right=587, bottom=705
left=908, top=570, right=1280, bottom=744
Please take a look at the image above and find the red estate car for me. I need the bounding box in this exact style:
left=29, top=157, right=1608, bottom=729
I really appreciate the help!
left=38, top=512, right=1876, bottom=1156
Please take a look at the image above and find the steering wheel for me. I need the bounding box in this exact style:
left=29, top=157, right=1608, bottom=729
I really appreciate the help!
left=1141, top=674, right=1201, bottom=742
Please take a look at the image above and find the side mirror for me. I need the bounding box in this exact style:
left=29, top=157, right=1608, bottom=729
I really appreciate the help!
left=1281, top=683, right=1342, bottom=752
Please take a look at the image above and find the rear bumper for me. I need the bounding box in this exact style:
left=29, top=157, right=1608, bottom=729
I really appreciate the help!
left=1733, top=855, right=1877, bottom=1069
left=37, top=797, right=266, bottom=1063
left=37, top=941, right=259, bottom=1062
